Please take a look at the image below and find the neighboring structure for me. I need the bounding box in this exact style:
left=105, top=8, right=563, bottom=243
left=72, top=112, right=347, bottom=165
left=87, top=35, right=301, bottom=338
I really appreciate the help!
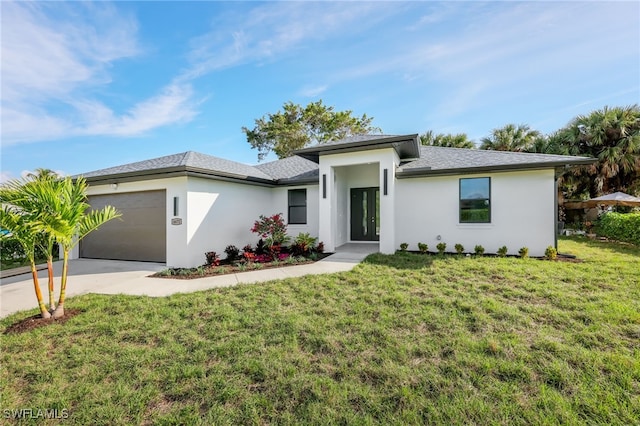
left=75, top=135, right=594, bottom=267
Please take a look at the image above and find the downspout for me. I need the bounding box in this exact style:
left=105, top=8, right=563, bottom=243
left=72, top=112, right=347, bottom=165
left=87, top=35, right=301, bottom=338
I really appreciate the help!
left=554, top=168, right=561, bottom=250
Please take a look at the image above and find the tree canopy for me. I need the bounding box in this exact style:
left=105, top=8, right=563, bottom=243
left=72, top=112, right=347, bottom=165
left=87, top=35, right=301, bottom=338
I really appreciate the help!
left=480, top=124, right=541, bottom=152
left=242, top=100, right=381, bottom=160
left=544, top=105, right=640, bottom=198
left=419, top=131, right=475, bottom=149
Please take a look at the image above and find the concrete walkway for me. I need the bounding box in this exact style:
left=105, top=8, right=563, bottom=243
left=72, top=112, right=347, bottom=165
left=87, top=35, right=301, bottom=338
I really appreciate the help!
left=0, top=244, right=377, bottom=319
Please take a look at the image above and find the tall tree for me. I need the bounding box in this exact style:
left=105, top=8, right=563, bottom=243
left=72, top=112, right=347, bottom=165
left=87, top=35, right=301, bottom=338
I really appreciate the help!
left=553, top=105, right=640, bottom=198
left=420, top=131, right=475, bottom=149
left=480, top=124, right=541, bottom=152
left=242, top=100, right=381, bottom=160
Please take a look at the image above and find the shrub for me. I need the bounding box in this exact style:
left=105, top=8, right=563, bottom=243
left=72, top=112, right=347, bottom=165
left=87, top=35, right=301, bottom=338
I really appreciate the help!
left=291, top=233, right=318, bottom=256
left=224, top=245, right=240, bottom=261
left=545, top=245, right=557, bottom=260
left=474, top=245, right=485, bottom=256
left=255, top=239, right=266, bottom=255
left=205, top=251, right=220, bottom=266
left=242, top=244, right=254, bottom=253
left=497, top=246, right=508, bottom=257
left=251, top=213, right=290, bottom=248
left=243, top=252, right=256, bottom=263
left=418, top=242, right=428, bottom=254
left=518, top=247, right=529, bottom=259
left=316, top=242, right=325, bottom=254
left=596, top=212, right=640, bottom=246
left=436, top=242, right=446, bottom=254
left=399, top=242, right=409, bottom=252
left=454, top=243, right=464, bottom=254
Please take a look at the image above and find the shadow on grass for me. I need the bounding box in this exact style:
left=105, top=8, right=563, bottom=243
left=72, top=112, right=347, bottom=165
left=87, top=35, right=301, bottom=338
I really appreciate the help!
left=560, top=235, right=640, bottom=257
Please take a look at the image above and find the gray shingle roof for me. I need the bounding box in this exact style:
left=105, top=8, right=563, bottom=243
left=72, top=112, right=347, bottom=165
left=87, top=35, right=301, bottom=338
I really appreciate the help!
left=80, top=151, right=273, bottom=182
left=254, top=156, right=319, bottom=183
left=78, top=144, right=595, bottom=186
left=398, top=145, right=594, bottom=176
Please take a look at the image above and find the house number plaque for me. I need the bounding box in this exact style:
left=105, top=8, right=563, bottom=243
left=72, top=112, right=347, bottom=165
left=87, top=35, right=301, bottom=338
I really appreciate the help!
left=171, top=218, right=182, bottom=225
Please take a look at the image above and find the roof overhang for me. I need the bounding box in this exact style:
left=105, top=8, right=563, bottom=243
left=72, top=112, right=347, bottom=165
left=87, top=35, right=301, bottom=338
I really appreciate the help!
left=294, top=134, right=420, bottom=163
left=79, top=166, right=278, bottom=188
left=397, top=157, right=597, bottom=178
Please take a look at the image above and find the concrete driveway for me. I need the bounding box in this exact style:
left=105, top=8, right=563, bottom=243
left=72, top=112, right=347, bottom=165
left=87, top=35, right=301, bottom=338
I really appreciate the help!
left=1, top=248, right=373, bottom=319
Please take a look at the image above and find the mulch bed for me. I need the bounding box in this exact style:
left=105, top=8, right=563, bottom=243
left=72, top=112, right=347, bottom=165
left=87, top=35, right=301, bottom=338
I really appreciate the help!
left=151, top=253, right=333, bottom=280
left=4, top=309, right=83, bottom=335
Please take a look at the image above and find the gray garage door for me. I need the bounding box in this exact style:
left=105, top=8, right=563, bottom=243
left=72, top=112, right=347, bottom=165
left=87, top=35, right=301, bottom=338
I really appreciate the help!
left=80, top=190, right=166, bottom=262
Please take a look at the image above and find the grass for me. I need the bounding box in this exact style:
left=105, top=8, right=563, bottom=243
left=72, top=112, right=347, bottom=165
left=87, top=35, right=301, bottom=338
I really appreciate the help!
left=1, top=237, right=639, bottom=424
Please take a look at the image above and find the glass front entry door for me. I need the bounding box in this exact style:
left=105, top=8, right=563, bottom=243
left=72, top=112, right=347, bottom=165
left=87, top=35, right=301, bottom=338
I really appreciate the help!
left=350, top=187, right=380, bottom=241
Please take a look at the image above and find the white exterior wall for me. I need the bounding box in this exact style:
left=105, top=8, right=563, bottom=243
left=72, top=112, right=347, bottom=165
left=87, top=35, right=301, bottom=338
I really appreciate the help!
left=394, top=169, right=556, bottom=257
left=81, top=177, right=189, bottom=266
left=184, top=177, right=275, bottom=268
left=271, top=185, right=320, bottom=239
left=318, top=148, right=399, bottom=254
left=83, top=177, right=321, bottom=268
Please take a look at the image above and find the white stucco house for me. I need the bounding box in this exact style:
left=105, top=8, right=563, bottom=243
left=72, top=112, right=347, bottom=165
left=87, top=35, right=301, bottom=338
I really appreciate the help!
left=73, top=134, right=594, bottom=267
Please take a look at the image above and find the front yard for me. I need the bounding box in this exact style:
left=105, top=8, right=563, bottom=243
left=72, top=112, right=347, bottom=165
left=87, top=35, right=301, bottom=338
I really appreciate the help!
left=1, top=237, right=638, bottom=424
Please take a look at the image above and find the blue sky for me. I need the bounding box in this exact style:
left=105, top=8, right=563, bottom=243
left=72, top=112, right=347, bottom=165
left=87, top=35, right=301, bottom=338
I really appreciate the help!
left=2, top=1, right=639, bottom=181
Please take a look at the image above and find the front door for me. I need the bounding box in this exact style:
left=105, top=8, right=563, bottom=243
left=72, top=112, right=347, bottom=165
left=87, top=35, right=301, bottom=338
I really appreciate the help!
left=350, top=187, right=380, bottom=241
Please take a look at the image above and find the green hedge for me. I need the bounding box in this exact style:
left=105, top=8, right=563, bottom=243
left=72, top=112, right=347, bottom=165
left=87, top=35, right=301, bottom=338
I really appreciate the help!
left=596, top=212, right=640, bottom=246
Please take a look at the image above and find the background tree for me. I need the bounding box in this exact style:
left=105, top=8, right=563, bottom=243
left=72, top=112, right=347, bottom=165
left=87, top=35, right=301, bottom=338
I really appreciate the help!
left=242, top=100, right=381, bottom=160
left=420, top=131, right=475, bottom=149
left=480, top=124, right=541, bottom=152
left=551, top=105, right=640, bottom=198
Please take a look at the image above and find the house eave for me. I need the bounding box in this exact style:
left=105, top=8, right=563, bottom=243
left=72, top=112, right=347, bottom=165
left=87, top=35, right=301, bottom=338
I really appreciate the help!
left=80, top=166, right=278, bottom=188
left=396, top=158, right=597, bottom=178
left=294, top=134, right=420, bottom=163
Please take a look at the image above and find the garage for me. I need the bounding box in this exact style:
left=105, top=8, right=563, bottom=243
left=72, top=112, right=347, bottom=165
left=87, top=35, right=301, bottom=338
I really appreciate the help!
left=80, top=190, right=167, bottom=262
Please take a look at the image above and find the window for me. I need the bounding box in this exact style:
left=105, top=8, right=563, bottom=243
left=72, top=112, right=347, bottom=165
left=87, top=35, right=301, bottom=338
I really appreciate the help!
left=460, top=178, right=490, bottom=223
left=288, top=189, right=307, bottom=224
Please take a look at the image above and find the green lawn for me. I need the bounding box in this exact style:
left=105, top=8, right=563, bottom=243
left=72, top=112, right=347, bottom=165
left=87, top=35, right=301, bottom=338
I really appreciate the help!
left=2, top=237, right=639, bottom=425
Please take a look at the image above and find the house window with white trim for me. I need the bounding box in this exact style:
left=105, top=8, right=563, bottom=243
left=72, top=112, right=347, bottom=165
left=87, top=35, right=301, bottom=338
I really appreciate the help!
left=460, top=177, right=491, bottom=223
left=288, top=189, right=307, bottom=224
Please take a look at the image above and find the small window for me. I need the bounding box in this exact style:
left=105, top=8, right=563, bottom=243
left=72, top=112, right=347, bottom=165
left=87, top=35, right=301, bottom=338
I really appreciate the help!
left=460, top=178, right=490, bottom=223
left=288, top=189, right=307, bottom=224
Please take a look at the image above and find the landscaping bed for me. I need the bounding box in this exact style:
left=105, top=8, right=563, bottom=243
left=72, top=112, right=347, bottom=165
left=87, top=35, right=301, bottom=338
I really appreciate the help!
left=151, top=253, right=333, bottom=279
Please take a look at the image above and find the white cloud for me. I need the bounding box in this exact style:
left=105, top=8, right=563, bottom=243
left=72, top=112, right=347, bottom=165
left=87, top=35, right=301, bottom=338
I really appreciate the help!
left=299, top=85, right=328, bottom=98
left=181, top=2, right=401, bottom=80
left=1, top=2, right=199, bottom=145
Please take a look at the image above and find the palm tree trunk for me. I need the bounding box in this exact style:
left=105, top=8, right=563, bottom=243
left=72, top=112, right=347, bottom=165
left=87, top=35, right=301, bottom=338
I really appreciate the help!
left=47, top=256, right=55, bottom=312
left=31, top=263, right=51, bottom=319
left=52, top=250, right=68, bottom=319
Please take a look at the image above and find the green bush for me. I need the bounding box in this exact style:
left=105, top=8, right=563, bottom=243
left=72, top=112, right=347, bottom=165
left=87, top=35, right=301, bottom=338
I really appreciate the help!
left=596, top=212, right=640, bottom=246
left=545, top=246, right=557, bottom=260
left=454, top=243, right=464, bottom=254
left=417, top=243, right=428, bottom=254
left=497, top=246, right=508, bottom=257
left=518, top=247, right=529, bottom=259
left=436, top=242, right=447, bottom=254
left=399, top=243, right=409, bottom=252
left=474, top=245, right=485, bottom=256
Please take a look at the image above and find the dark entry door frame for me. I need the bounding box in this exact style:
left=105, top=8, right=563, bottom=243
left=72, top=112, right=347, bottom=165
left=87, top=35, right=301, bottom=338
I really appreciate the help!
left=350, top=187, right=380, bottom=241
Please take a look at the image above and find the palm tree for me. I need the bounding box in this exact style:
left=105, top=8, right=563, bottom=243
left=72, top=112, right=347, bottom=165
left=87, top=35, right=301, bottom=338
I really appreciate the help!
left=0, top=204, right=51, bottom=318
left=420, top=131, right=475, bottom=148
left=556, top=105, right=640, bottom=198
left=480, top=124, right=541, bottom=152
left=52, top=177, right=120, bottom=318
left=0, top=174, right=119, bottom=318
